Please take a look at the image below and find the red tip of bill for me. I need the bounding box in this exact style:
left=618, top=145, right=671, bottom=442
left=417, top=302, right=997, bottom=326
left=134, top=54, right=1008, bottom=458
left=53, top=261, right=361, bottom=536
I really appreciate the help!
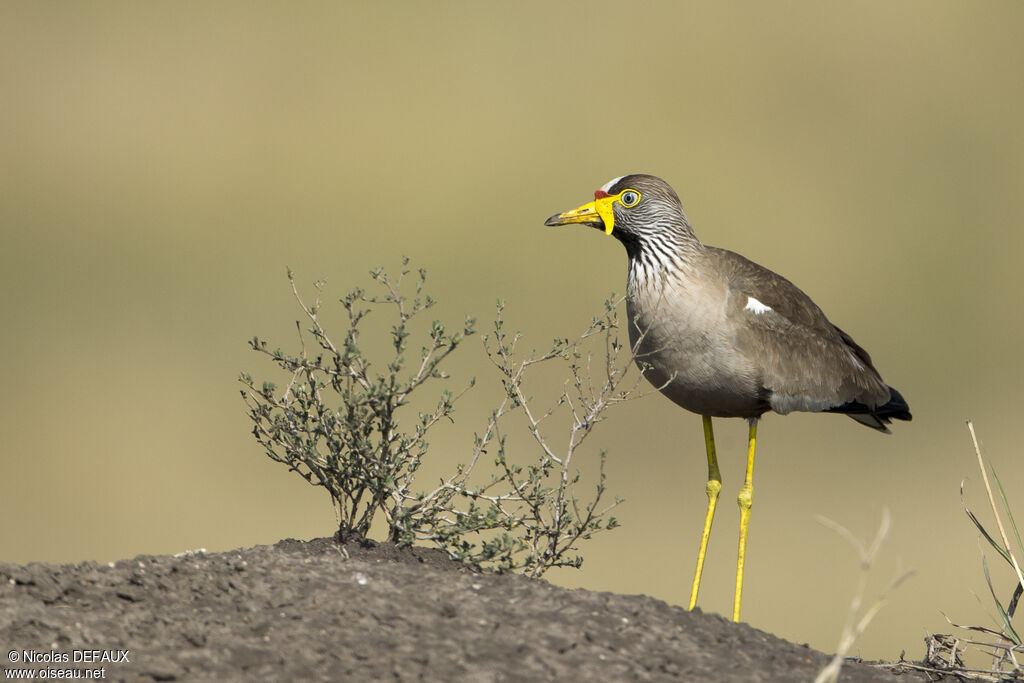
left=594, top=190, right=611, bottom=199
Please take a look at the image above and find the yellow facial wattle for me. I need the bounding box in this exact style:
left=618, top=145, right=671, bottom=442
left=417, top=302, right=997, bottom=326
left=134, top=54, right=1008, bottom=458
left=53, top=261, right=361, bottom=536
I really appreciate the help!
left=594, top=194, right=617, bottom=235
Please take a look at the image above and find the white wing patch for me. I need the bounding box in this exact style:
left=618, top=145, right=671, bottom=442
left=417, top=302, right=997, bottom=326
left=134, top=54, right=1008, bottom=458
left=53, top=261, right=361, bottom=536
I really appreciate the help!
left=745, top=296, right=772, bottom=315
left=600, top=176, right=625, bottom=193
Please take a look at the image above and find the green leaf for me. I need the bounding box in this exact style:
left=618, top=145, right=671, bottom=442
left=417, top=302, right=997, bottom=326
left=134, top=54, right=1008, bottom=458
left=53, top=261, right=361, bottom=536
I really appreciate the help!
left=983, top=554, right=1022, bottom=644
left=990, top=463, right=1024, bottom=567
left=963, top=484, right=1013, bottom=565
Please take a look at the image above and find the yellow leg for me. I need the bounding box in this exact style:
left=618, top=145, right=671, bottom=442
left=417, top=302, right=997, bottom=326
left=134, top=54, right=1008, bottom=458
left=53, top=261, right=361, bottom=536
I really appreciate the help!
left=733, top=418, right=758, bottom=622
left=689, top=415, right=722, bottom=610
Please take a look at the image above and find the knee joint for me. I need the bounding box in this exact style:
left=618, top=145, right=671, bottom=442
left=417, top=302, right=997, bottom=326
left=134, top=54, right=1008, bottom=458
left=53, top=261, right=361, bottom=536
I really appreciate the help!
left=737, top=485, right=753, bottom=510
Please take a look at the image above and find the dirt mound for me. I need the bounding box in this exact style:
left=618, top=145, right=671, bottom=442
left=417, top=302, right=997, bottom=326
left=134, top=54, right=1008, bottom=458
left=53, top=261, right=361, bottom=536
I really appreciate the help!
left=0, top=537, right=937, bottom=681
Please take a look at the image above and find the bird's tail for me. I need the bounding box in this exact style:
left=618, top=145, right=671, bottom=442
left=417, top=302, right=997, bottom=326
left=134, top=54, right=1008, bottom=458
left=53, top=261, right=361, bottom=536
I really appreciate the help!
left=828, top=387, right=912, bottom=433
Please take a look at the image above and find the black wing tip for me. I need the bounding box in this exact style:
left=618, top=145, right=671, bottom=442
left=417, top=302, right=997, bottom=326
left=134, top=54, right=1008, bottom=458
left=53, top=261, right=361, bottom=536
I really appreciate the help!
left=828, top=386, right=912, bottom=432
left=880, top=387, right=913, bottom=422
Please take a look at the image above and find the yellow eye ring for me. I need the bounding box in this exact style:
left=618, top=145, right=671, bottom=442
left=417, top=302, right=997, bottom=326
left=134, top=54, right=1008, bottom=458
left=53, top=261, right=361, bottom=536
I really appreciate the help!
left=619, top=189, right=641, bottom=207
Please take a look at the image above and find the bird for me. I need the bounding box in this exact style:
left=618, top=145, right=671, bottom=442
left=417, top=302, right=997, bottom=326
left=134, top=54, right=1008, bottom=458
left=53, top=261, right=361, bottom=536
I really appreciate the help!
left=544, top=174, right=911, bottom=622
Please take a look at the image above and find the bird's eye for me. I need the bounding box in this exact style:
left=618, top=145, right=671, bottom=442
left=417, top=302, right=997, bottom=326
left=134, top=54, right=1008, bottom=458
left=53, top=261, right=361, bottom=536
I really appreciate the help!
left=619, top=190, right=641, bottom=207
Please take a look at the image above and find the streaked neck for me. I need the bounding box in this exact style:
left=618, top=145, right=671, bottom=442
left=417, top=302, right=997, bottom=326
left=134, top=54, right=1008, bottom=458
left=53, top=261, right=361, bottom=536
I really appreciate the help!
left=621, top=226, right=702, bottom=292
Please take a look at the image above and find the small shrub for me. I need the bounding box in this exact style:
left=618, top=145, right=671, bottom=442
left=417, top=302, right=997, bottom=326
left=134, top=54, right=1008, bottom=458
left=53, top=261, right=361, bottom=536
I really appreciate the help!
left=240, top=259, right=649, bottom=576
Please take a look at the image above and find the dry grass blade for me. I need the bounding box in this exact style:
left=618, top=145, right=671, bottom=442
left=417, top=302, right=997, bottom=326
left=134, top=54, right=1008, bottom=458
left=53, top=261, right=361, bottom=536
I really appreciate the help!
left=813, top=508, right=914, bottom=683
left=935, top=421, right=1024, bottom=676
left=968, top=420, right=1024, bottom=597
left=943, top=612, right=1014, bottom=641
left=991, top=464, right=1024, bottom=584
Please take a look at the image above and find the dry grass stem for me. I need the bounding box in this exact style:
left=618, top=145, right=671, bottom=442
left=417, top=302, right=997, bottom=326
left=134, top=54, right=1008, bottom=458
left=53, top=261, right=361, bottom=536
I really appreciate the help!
left=969, top=420, right=1024, bottom=601
left=814, top=508, right=914, bottom=683
left=929, top=421, right=1024, bottom=678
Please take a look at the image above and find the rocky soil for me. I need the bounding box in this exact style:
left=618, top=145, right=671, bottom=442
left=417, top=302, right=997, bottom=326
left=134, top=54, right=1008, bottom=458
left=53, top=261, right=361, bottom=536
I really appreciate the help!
left=0, top=537, right=947, bottom=681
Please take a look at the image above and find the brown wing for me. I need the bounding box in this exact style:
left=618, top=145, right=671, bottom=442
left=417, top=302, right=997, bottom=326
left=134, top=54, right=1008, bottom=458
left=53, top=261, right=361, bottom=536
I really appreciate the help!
left=707, top=247, right=891, bottom=413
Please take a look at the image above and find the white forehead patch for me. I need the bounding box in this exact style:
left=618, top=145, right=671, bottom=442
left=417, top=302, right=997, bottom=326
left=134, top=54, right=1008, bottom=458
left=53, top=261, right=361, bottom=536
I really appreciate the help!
left=745, top=296, right=772, bottom=315
left=599, top=176, right=625, bottom=193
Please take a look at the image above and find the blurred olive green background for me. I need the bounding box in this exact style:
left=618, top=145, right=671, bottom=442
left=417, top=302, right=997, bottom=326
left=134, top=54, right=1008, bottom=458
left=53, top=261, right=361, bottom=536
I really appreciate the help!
left=4, top=0, right=1024, bottom=662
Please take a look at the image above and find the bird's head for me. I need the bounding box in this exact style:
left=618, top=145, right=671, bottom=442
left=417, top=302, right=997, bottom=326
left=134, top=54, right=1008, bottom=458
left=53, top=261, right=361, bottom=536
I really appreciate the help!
left=544, top=174, right=689, bottom=240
